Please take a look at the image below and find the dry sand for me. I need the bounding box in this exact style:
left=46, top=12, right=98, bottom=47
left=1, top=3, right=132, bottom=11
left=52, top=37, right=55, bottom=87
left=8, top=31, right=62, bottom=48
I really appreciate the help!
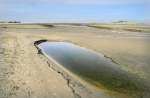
left=0, top=24, right=150, bottom=98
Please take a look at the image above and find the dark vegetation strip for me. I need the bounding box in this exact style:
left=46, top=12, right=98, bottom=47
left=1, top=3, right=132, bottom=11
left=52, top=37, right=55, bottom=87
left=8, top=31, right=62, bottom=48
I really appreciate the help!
left=123, top=28, right=143, bottom=32
left=87, top=25, right=113, bottom=30
left=40, top=24, right=54, bottom=28
left=88, top=25, right=150, bottom=32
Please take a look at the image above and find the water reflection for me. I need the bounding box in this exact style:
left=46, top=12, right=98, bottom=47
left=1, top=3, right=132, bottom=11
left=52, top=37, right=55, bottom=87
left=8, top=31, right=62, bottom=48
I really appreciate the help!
left=38, top=42, right=148, bottom=94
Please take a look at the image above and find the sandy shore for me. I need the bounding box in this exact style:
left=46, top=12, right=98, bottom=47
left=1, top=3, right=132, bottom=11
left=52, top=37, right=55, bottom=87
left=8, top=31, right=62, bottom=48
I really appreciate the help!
left=0, top=24, right=150, bottom=98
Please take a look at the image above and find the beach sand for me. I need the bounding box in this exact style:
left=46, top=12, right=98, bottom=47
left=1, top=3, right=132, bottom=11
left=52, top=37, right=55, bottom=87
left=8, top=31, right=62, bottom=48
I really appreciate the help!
left=0, top=24, right=150, bottom=98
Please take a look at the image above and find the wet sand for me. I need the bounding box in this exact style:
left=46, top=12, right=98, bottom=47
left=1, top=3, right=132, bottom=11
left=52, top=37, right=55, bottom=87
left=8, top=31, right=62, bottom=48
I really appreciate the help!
left=0, top=24, right=150, bottom=98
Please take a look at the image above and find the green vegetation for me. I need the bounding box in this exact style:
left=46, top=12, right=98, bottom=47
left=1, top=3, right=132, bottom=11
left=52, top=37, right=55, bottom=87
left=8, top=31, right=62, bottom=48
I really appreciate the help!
left=88, top=25, right=113, bottom=30
left=81, top=70, right=149, bottom=96
left=88, top=23, right=150, bottom=33
left=0, top=24, right=54, bottom=29
left=40, top=24, right=54, bottom=28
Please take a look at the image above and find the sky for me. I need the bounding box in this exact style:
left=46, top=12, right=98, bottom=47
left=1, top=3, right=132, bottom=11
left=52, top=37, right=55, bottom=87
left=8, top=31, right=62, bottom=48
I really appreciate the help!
left=0, top=0, right=150, bottom=23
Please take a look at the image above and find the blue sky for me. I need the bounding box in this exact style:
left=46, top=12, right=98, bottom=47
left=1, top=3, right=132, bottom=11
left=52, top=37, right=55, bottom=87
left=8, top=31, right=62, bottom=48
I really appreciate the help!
left=0, top=0, right=149, bottom=23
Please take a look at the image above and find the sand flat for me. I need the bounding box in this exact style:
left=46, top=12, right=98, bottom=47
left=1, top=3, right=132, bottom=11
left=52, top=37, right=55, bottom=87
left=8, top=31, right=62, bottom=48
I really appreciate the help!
left=0, top=24, right=150, bottom=98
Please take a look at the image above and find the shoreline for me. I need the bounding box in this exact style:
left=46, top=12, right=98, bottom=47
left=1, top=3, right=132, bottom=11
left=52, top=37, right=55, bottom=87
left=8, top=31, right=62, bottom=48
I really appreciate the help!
left=35, top=40, right=150, bottom=97
left=35, top=41, right=133, bottom=98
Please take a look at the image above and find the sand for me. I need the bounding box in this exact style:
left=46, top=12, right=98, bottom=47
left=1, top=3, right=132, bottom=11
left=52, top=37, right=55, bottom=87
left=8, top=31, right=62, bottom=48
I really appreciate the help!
left=0, top=24, right=150, bottom=98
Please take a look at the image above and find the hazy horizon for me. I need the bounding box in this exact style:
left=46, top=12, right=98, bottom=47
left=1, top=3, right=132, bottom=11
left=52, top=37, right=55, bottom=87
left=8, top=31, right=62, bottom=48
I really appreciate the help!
left=0, top=0, right=150, bottom=23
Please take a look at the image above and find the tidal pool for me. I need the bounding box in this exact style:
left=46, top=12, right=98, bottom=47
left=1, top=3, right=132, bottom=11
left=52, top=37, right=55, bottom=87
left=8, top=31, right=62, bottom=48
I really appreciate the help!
left=38, top=41, right=148, bottom=94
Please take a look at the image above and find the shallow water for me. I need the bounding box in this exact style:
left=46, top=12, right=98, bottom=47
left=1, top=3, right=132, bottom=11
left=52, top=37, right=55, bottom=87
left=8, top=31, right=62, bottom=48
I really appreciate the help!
left=38, top=42, right=148, bottom=94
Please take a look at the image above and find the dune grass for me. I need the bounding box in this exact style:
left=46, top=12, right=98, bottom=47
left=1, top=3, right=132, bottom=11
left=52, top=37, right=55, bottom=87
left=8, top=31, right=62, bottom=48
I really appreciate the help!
left=88, top=24, right=150, bottom=32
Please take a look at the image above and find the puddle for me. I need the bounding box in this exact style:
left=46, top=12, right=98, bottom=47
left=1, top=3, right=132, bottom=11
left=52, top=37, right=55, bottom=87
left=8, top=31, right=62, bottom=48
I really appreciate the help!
left=38, top=41, right=148, bottom=94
